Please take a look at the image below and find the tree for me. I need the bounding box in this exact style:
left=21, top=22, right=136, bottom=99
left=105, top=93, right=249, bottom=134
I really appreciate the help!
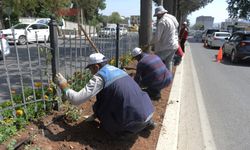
left=152, top=0, right=214, bottom=23
left=108, top=12, right=122, bottom=24
left=226, top=0, right=250, bottom=19
left=74, top=0, right=106, bottom=25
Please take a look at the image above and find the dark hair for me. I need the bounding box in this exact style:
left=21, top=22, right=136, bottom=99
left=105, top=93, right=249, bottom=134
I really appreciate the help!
left=98, top=61, right=108, bottom=68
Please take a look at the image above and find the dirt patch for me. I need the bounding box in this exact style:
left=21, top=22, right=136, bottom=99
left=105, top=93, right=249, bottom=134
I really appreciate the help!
left=0, top=62, right=175, bottom=150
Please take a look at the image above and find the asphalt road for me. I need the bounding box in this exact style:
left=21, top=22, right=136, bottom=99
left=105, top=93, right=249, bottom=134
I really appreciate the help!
left=178, top=37, right=250, bottom=150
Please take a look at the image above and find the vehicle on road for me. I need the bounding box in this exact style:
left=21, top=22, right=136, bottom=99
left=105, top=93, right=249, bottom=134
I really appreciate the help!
left=0, top=34, right=10, bottom=60
left=98, top=27, right=116, bottom=37
left=119, top=27, right=128, bottom=36
left=202, top=29, right=220, bottom=44
left=207, top=32, right=231, bottom=48
left=194, top=30, right=203, bottom=42
left=222, top=31, right=250, bottom=63
left=0, top=23, right=50, bottom=45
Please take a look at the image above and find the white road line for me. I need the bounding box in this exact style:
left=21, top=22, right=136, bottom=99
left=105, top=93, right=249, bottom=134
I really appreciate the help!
left=189, top=45, right=217, bottom=150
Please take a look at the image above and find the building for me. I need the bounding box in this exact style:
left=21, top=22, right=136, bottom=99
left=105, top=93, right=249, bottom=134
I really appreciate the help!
left=130, top=15, right=140, bottom=25
left=221, top=18, right=250, bottom=33
left=196, top=16, right=214, bottom=29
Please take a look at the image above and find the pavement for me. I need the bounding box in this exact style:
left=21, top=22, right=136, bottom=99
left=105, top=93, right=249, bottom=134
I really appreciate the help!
left=156, top=54, right=184, bottom=150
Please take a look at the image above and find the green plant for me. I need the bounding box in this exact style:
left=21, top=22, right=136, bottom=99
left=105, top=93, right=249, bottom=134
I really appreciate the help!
left=64, top=105, right=82, bottom=123
left=109, top=53, right=133, bottom=68
left=68, top=70, right=92, bottom=92
left=7, top=139, right=17, bottom=150
left=0, top=120, right=17, bottom=144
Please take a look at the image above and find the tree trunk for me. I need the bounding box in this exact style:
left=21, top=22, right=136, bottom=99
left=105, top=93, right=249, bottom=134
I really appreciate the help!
left=163, top=0, right=174, bottom=15
left=0, top=0, right=3, bottom=29
left=157, top=0, right=163, bottom=6
left=139, top=0, right=152, bottom=50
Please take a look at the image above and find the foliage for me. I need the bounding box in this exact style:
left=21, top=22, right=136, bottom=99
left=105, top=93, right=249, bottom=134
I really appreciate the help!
left=192, top=23, right=204, bottom=30
left=226, top=0, right=250, bottom=19
left=0, top=120, right=17, bottom=144
left=1, top=0, right=106, bottom=26
left=178, top=0, right=213, bottom=15
left=64, top=104, right=82, bottom=123
left=152, top=0, right=214, bottom=20
left=108, top=12, right=123, bottom=24
left=109, top=53, right=133, bottom=68
left=7, top=139, right=17, bottom=150
left=0, top=81, right=58, bottom=144
left=67, top=0, right=106, bottom=25
left=68, top=70, right=93, bottom=92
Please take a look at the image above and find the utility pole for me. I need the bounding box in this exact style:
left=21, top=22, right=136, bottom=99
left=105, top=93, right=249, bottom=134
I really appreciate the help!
left=139, top=0, right=152, bottom=49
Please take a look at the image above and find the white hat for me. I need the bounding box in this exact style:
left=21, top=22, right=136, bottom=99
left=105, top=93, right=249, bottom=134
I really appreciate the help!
left=131, top=47, right=142, bottom=57
left=154, top=6, right=168, bottom=17
left=183, top=21, right=187, bottom=25
left=86, top=53, right=107, bottom=68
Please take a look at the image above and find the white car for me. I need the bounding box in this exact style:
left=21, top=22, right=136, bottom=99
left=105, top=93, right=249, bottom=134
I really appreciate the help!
left=207, top=32, right=231, bottom=48
left=0, top=34, right=10, bottom=60
left=98, top=27, right=116, bottom=37
left=0, top=23, right=50, bottom=45
left=119, top=27, right=128, bottom=36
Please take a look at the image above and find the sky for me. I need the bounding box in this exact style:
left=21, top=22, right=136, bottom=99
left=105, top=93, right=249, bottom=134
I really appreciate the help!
left=99, top=0, right=229, bottom=25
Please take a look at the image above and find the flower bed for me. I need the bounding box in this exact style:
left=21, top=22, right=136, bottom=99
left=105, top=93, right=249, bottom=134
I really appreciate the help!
left=0, top=56, right=175, bottom=150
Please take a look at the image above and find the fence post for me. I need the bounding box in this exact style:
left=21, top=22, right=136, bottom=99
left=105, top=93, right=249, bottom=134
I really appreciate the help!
left=115, top=23, right=120, bottom=68
left=49, top=16, right=59, bottom=82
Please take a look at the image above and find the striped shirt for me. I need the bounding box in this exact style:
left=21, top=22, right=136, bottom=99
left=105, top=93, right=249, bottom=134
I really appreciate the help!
left=134, top=53, right=172, bottom=89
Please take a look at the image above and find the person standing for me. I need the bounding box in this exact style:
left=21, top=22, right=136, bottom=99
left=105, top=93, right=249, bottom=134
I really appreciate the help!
left=150, top=5, right=179, bottom=72
left=55, top=53, right=155, bottom=138
left=131, top=47, right=173, bottom=100
left=179, top=22, right=189, bottom=52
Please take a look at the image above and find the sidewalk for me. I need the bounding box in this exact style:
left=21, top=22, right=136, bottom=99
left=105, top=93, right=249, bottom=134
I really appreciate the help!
left=156, top=56, right=184, bottom=150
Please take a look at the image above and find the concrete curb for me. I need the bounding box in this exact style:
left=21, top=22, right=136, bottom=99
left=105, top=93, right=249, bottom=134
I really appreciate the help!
left=155, top=57, right=184, bottom=150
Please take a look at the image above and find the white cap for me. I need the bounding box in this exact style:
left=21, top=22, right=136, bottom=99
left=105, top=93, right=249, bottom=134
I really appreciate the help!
left=183, top=21, right=187, bottom=25
left=86, top=53, right=107, bottom=68
left=154, top=6, right=168, bottom=17
left=131, top=47, right=142, bottom=57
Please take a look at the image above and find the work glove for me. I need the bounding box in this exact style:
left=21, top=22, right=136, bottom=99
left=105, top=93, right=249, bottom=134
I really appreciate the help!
left=55, top=73, right=69, bottom=93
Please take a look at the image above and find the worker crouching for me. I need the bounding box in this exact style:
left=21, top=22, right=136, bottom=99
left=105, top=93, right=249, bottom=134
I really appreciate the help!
left=55, top=53, right=155, bottom=138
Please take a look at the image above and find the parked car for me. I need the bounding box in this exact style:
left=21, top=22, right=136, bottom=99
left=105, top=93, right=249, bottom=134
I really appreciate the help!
left=202, top=29, right=220, bottom=43
left=119, top=27, right=128, bottom=36
left=207, top=32, right=231, bottom=48
left=0, top=23, right=50, bottom=45
left=98, top=27, right=116, bottom=37
left=222, top=31, right=250, bottom=63
left=0, top=34, right=10, bottom=60
left=194, top=30, right=203, bottom=42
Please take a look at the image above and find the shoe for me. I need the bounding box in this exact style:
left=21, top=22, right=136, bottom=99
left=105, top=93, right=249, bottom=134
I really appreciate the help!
left=150, top=94, right=161, bottom=100
left=144, top=120, right=157, bottom=131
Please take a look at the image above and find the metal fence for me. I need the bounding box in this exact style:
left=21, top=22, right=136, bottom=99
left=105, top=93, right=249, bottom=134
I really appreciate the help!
left=0, top=19, right=139, bottom=119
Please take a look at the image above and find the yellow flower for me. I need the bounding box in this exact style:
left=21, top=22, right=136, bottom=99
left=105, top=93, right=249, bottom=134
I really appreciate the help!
left=44, top=95, right=49, bottom=100
left=16, top=109, right=24, bottom=116
left=47, top=87, right=53, bottom=93
left=34, top=82, right=42, bottom=88
left=4, top=118, right=14, bottom=124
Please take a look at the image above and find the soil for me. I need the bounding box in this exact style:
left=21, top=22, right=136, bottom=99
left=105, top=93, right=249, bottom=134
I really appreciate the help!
left=0, top=61, right=175, bottom=150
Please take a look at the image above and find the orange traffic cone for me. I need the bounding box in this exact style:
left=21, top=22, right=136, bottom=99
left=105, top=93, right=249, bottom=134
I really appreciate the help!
left=217, top=47, right=223, bottom=62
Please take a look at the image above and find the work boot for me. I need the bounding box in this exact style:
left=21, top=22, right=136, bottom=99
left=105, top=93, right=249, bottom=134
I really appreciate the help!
left=144, top=120, right=157, bottom=131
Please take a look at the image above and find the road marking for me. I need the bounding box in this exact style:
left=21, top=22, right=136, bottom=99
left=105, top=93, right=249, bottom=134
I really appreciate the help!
left=189, top=44, right=217, bottom=150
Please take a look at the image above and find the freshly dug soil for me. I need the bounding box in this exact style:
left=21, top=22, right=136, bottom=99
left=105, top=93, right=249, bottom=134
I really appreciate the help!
left=0, top=62, right=175, bottom=150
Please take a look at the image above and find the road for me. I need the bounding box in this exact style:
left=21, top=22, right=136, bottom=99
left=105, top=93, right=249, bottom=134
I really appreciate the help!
left=178, top=37, right=250, bottom=150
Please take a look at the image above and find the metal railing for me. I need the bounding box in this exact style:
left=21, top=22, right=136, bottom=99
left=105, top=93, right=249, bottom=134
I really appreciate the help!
left=0, top=18, right=139, bottom=120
